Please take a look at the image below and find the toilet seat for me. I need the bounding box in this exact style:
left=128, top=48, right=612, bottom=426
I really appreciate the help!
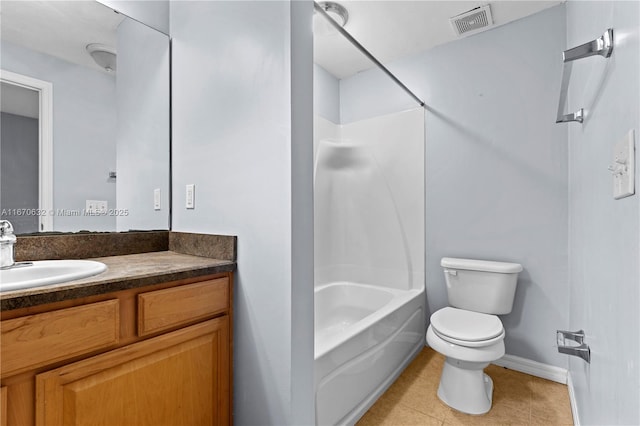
left=431, top=307, right=505, bottom=348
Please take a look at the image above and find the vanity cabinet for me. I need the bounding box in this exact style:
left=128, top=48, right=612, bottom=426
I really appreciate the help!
left=0, top=273, right=233, bottom=426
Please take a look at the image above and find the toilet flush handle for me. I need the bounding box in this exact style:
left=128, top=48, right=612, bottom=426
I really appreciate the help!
left=444, top=269, right=457, bottom=276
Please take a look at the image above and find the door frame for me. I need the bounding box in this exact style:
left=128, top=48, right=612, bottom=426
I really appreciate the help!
left=1, top=69, right=53, bottom=231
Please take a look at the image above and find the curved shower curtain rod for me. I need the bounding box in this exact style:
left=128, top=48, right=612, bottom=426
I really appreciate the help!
left=314, top=1, right=425, bottom=107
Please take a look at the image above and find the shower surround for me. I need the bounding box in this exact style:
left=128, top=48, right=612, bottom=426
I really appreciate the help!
left=313, top=108, right=425, bottom=424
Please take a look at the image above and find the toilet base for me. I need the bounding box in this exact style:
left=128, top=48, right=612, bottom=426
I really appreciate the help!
left=437, top=358, right=494, bottom=415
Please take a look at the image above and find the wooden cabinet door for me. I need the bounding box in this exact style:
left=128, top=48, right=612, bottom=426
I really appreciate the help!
left=1, top=386, right=6, bottom=426
left=36, top=317, right=230, bottom=426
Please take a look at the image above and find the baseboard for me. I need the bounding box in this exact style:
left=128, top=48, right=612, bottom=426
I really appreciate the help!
left=566, top=371, right=580, bottom=426
left=492, top=354, right=568, bottom=384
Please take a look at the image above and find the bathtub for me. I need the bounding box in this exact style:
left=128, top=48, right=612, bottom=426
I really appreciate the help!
left=314, top=281, right=425, bottom=425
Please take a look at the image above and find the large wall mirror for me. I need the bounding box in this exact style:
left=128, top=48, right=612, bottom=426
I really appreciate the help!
left=0, top=1, right=170, bottom=235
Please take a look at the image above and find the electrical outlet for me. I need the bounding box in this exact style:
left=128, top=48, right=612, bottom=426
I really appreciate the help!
left=186, top=184, right=195, bottom=209
left=154, top=189, right=161, bottom=210
left=86, top=200, right=107, bottom=215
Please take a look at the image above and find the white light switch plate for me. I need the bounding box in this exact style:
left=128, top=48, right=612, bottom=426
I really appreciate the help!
left=186, top=184, right=195, bottom=209
left=612, top=130, right=635, bottom=200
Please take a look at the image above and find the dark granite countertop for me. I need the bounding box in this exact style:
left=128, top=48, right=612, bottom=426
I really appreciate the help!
left=1, top=251, right=236, bottom=311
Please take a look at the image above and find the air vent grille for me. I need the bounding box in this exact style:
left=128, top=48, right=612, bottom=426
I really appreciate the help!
left=450, top=5, right=493, bottom=36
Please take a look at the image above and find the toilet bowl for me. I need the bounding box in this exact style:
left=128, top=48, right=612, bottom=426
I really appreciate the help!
left=426, top=307, right=506, bottom=414
left=426, top=257, right=522, bottom=415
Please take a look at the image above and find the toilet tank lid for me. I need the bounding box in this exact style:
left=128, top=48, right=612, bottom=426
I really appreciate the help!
left=441, top=257, right=523, bottom=273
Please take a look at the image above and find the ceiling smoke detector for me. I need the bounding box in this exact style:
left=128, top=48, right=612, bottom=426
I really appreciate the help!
left=450, top=5, right=494, bottom=37
left=86, top=43, right=117, bottom=72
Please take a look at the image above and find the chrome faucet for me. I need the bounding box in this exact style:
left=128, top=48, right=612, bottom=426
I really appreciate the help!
left=0, top=220, right=17, bottom=268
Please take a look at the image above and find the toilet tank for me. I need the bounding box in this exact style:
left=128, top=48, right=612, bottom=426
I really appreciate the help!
left=441, top=257, right=523, bottom=315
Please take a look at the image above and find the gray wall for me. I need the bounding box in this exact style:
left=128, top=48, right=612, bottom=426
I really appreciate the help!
left=340, top=5, right=570, bottom=367
left=0, top=112, right=39, bottom=233
left=313, top=64, right=340, bottom=124
left=566, top=1, right=640, bottom=424
left=1, top=41, right=117, bottom=232
left=170, top=1, right=314, bottom=424
left=115, top=17, right=170, bottom=231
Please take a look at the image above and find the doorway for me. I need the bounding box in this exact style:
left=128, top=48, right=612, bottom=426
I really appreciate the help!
left=0, top=70, right=53, bottom=232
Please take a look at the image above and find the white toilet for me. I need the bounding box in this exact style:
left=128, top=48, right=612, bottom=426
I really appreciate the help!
left=426, top=257, right=523, bottom=415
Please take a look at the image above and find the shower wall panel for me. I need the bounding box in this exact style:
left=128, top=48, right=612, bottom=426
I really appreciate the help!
left=314, top=109, right=424, bottom=291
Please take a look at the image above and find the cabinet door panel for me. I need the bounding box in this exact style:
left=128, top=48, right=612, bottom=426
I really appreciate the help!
left=1, top=386, right=6, bottom=426
left=36, top=317, right=229, bottom=426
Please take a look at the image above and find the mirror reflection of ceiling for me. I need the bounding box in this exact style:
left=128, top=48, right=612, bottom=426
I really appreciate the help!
left=0, top=1, right=124, bottom=73
left=314, top=0, right=563, bottom=79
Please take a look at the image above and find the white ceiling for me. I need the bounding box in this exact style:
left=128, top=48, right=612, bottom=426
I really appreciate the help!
left=314, top=0, right=563, bottom=79
left=1, top=1, right=562, bottom=80
left=0, top=1, right=124, bottom=73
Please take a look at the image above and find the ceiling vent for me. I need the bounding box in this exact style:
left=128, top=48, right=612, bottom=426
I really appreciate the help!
left=450, top=5, right=494, bottom=37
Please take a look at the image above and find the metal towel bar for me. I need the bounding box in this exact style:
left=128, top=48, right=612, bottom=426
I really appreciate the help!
left=556, top=28, right=613, bottom=124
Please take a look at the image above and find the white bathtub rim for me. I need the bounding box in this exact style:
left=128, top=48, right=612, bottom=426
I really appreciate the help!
left=314, top=281, right=424, bottom=359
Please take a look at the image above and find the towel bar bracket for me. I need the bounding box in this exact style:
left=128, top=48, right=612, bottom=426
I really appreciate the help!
left=557, top=108, right=584, bottom=124
left=563, top=28, right=614, bottom=63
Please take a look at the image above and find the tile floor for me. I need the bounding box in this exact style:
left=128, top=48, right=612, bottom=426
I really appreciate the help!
left=356, top=348, right=574, bottom=425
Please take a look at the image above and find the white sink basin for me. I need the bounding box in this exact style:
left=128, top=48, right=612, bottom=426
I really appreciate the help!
left=0, top=260, right=107, bottom=292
